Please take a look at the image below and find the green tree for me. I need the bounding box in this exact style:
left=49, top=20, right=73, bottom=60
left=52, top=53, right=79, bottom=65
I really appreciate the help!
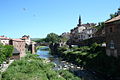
left=4, top=45, right=14, bottom=60
left=110, top=13, right=118, bottom=19
left=60, top=36, right=69, bottom=43
left=96, top=22, right=105, bottom=30
left=0, top=44, right=13, bottom=64
left=45, top=33, right=60, bottom=43
left=34, top=38, right=46, bottom=43
left=0, top=44, right=5, bottom=64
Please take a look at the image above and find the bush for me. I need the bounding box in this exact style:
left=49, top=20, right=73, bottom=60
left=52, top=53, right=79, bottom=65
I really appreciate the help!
left=2, top=54, right=81, bottom=80
left=0, top=44, right=13, bottom=64
left=58, top=70, right=81, bottom=80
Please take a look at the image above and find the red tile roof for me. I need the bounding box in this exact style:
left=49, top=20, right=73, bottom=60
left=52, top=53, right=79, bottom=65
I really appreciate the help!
left=21, top=37, right=28, bottom=40
left=12, top=39, right=25, bottom=42
left=0, top=36, right=10, bottom=40
left=105, top=15, right=120, bottom=23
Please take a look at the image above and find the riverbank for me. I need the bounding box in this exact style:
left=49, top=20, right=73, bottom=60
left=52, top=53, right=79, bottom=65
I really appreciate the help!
left=49, top=43, right=120, bottom=80
left=49, top=43, right=112, bottom=80
left=1, top=54, right=81, bottom=80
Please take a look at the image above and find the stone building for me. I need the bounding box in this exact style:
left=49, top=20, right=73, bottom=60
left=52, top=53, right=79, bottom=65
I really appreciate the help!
left=69, top=16, right=97, bottom=45
left=105, top=15, right=120, bottom=57
left=21, top=35, right=31, bottom=45
left=21, top=35, right=36, bottom=54
left=94, top=27, right=105, bottom=38
left=9, top=39, right=26, bottom=59
left=59, top=32, right=70, bottom=47
left=0, top=36, right=10, bottom=45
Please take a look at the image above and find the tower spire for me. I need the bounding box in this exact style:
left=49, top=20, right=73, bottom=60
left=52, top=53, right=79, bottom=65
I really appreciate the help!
left=78, top=15, right=81, bottom=26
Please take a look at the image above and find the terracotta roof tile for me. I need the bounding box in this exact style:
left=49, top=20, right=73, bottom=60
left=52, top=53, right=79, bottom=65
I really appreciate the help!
left=0, top=36, right=10, bottom=40
left=12, top=39, right=24, bottom=42
left=105, top=15, right=120, bottom=23
left=21, top=37, right=28, bottom=40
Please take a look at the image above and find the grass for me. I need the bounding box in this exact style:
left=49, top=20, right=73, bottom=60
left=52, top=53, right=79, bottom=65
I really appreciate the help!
left=1, top=54, right=81, bottom=80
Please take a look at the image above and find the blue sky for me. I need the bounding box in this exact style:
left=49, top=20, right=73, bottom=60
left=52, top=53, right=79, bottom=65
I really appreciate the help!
left=0, top=0, right=120, bottom=38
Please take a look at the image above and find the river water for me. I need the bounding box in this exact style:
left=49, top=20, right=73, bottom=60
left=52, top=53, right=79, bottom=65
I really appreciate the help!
left=36, top=46, right=104, bottom=80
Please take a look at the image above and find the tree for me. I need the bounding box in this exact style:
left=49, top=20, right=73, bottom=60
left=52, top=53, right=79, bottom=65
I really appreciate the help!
left=45, top=33, right=60, bottom=43
left=60, top=36, right=69, bottom=43
left=0, top=44, right=13, bottom=64
left=109, top=8, right=120, bottom=19
left=4, top=45, right=14, bottom=60
left=96, top=22, right=105, bottom=30
left=110, top=13, right=117, bottom=19
left=0, top=44, right=5, bottom=64
left=34, top=38, right=46, bottom=43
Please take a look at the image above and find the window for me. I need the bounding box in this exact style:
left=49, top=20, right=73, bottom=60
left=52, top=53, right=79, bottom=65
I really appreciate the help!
left=88, top=35, right=91, bottom=38
left=110, top=40, right=115, bottom=49
left=110, top=27, right=113, bottom=33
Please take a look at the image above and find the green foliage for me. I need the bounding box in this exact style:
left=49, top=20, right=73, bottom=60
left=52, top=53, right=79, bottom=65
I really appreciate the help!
left=45, top=33, right=60, bottom=43
left=54, top=43, right=120, bottom=79
left=110, top=13, right=118, bottom=19
left=34, top=33, right=60, bottom=43
left=89, top=43, right=101, bottom=53
left=109, top=8, right=120, bottom=19
left=2, top=54, right=81, bottom=80
left=58, top=70, right=80, bottom=80
left=72, top=46, right=90, bottom=52
left=58, top=46, right=68, bottom=53
left=0, top=44, right=13, bottom=64
left=95, top=22, right=105, bottom=30
left=3, top=45, right=14, bottom=58
left=60, top=36, right=69, bottom=42
left=36, top=46, right=46, bottom=50
left=34, top=38, right=46, bottom=43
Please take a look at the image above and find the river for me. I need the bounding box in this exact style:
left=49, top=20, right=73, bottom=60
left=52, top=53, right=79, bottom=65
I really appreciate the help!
left=36, top=46, right=104, bottom=80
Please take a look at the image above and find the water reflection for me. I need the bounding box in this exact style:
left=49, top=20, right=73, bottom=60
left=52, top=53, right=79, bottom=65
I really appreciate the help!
left=36, top=47, right=53, bottom=59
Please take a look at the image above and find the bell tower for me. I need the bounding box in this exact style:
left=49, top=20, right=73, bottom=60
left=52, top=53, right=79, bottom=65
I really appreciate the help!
left=77, top=15, right=81, bottom=26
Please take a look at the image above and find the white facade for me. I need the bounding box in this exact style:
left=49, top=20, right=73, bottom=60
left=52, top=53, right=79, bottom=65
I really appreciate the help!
left=25, top=38, right=31, bottom=45
left=0, top=36, right=10, bottom=45
left=78, top=26, right=86, bottom=33
left=0, top=39, right=9, bottom=45
left=70, top=25, right=97, bottom=42
left=21, top=35, right=31, bottom=45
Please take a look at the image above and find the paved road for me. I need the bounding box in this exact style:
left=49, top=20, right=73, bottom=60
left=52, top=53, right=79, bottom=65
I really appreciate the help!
left=0, top=60, right=14, bottom=72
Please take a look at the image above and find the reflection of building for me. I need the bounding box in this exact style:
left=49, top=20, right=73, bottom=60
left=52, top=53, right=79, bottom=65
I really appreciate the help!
left=105, top=15, right=120, bottom=57
left=0, top=36, right=10, bottom=45
left=10, top=39, right=26, bottom=59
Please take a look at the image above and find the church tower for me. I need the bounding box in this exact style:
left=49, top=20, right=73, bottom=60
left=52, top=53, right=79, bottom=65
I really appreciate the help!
left=77, top=15, right=81, bottom=26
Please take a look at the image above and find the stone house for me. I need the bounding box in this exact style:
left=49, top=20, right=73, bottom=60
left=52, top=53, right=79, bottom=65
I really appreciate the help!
left=9, top=39, right=26, bottom=59
left=21, top=35, right=36, bottom=54
left=94, top=27, right=105, bottom=38
left=105, top=15, right=120, bottom=57
left=0, top=36, right=10, bottom=45
left=21, top=35, right=31, bottom=45
left=69, top=17, right=96, bottom=45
